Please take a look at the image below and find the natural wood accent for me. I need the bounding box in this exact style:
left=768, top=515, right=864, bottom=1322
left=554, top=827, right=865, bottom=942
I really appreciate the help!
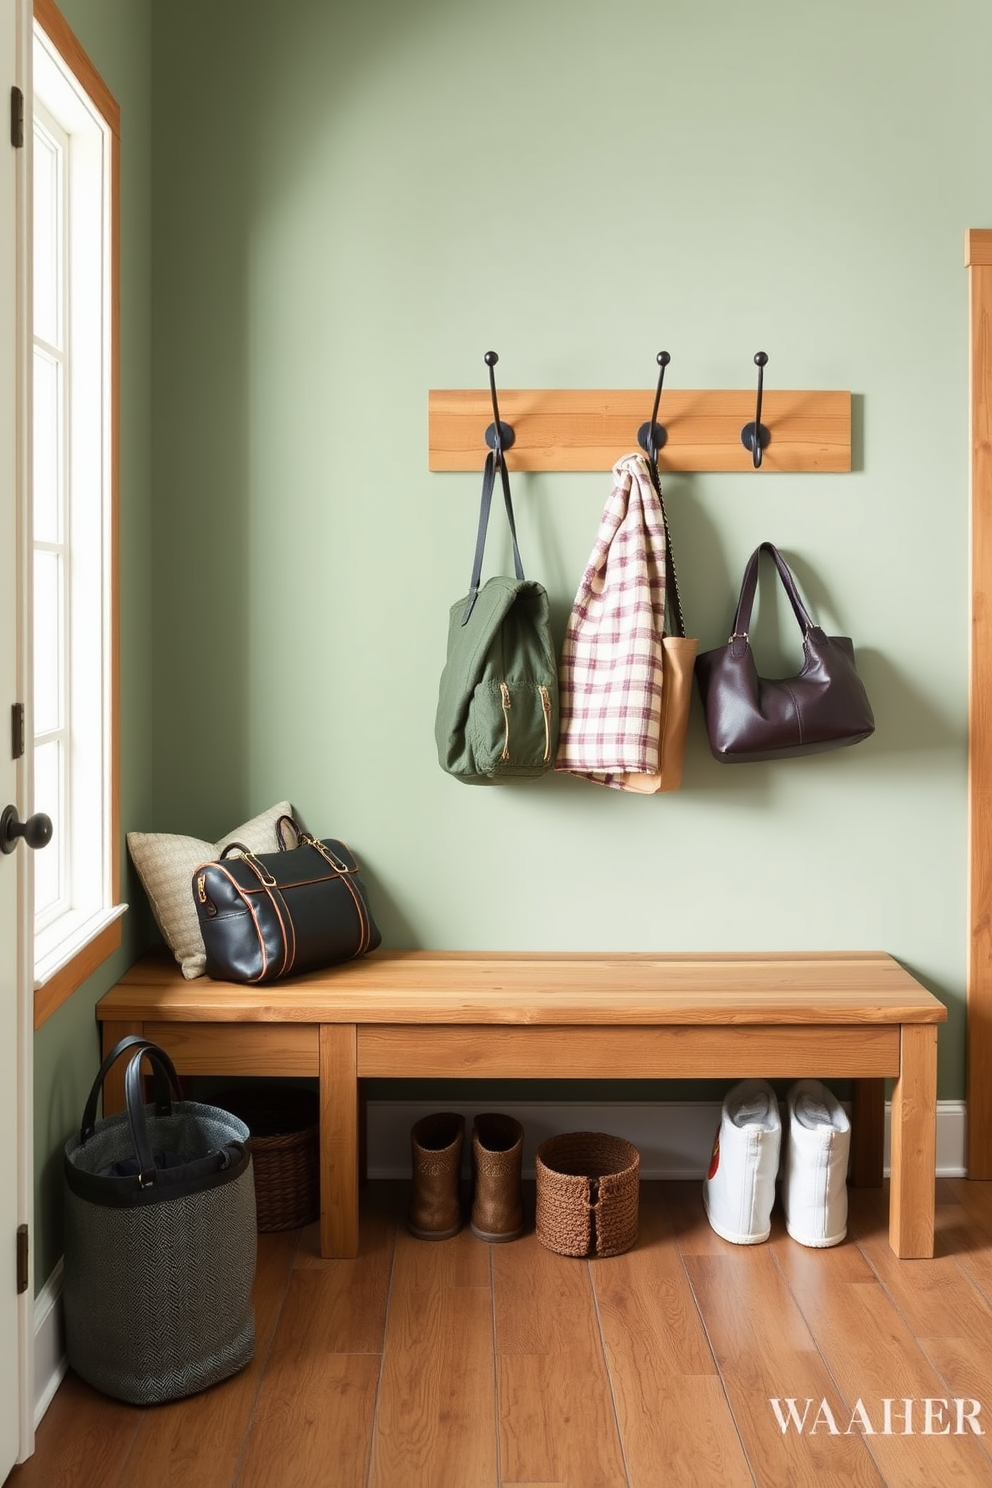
left=143, top=1021, right=318, bottom=1077
left=238, top=1201, right=394, bottom=1488
left=97, top=948, right=946, bottom=1260
left=889, top=1023, right=939, bottom=1258
left=428, top=387, right=852, bottom=472
left=32, top=0, right=119, bottom=137
left=32, top=917, right=121, bottom=1029
left=357, top=1024, right=901, bottom=1079
left=850, top=1076, right=886, bottom=1186
left=495, top=1238, right=628, bottom=1484
left=967, top=228, right=992, bottom=1176
left=966, top=228, right=992, bottom=267
left=370, top=1227, right=497, bottom=1487
left=586, top=1195, right=754, bottom=1485
left=101, top=947, right=947, bottom=1025
left=682, top=1247, right=885, bottom=1483
left=775, top=1197, right=992, bottom=1483
left=14, top=1181, right=992, bottom=1488
left=31, top=0, right=122, bottom=1031
left=321, top=1023, right=359, bottom=1262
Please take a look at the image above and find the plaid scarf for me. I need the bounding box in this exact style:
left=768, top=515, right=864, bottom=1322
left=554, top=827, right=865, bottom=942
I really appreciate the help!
left=555, top=453, right=667, bottom=786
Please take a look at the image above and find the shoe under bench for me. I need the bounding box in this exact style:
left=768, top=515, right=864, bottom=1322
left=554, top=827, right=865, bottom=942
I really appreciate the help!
left=95, top=948, right=947, bottom=1260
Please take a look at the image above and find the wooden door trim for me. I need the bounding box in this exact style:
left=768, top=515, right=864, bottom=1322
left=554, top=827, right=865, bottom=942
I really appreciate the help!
left=966, top=229, right=992, bottom=1174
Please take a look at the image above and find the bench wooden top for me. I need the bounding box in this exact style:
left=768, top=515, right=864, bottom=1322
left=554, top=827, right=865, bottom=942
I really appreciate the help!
left=97, top=949, right=947, bottom=1028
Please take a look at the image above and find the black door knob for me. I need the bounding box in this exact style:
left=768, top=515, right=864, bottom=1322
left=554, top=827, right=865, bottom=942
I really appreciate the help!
left=0, top=805, right=53, bottom=854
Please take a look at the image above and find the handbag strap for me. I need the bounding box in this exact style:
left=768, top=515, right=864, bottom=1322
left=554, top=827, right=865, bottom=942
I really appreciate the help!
left=79, top=1034, right=181, bottom=1146
left=122, top=1044, right=188, bottom=1186
left=461, top=449, right=525, bottom=626
left=646, top=456, right=687, bottom=639
left=731, top=542, right=816, bottom=641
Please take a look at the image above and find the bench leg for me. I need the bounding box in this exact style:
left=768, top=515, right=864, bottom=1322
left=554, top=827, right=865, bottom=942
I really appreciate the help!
left=849, top=1078, right=885, bottom=1186
left=889, top=1023, right=938, bottom=1258
left=319, top=1023, right=360, bottom=1260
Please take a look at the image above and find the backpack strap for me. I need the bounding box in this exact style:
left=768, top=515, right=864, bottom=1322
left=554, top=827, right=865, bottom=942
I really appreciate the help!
left=461, top=450, right=525, bottom=625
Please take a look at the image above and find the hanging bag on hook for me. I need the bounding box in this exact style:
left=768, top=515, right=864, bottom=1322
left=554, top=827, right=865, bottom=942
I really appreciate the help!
left=435, top=449, right=559, bottom=782
left=615, top=458, right=698, bottom=794
left=694, top=542, right=875, bottom=762
left=556, top=451, right=697, bottom=792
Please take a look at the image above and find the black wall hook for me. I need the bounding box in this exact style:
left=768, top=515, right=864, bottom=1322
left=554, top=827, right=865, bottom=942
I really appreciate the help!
left=637, top=351, right=671, bottom=462
left=741, top=351, right=770, bottom=468
left=483, top=351, right=515, bottom=459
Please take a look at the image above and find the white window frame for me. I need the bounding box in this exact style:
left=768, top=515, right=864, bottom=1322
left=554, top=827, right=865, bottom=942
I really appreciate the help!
left=31, top=0, right=122, bottom=1025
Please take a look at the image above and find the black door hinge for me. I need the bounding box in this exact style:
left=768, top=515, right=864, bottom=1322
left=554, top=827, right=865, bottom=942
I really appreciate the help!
left=10, top=85, right=22, bottom=149
left=16, top=1225, right=27, bottom=1294
left=11, top=703, right=23, bottom=760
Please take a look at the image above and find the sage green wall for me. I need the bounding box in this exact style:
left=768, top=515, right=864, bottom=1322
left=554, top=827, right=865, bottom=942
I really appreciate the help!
left=31, top=0, right=154, bottom=1288
left=149, top=0, right=978, bottom=1109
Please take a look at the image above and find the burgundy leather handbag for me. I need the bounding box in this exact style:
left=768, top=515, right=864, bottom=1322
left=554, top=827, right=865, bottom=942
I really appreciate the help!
left=694, top=543, right=875, bottom=763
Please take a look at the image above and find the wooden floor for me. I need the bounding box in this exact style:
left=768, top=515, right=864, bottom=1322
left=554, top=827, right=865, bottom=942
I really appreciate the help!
left=10, top=1177, right=992, bottom=1488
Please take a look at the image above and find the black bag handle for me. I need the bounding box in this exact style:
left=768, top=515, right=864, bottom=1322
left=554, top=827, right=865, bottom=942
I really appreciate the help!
left=217, top=814, right=304, bottom=861
left=79, top=1034, right=182, bottom=1147
left=121, top=1043, right=190, bottom=1186
left=461, top=449, right=525, bottom=626
left=731, top=542, right=817, bottom=642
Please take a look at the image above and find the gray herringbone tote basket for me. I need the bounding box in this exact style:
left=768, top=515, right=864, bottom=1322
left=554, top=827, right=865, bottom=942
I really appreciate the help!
left=63, top=1038, right=257, bottom=1405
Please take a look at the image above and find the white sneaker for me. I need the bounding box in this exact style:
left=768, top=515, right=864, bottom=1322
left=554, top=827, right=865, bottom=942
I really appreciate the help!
left=781, top=1079, right=851, bottom=1248
left=702, top=1079, right=781, bottom=1244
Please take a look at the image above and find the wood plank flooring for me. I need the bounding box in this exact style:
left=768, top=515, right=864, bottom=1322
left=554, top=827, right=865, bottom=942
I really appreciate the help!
left=10, top=1178, right=992, bottom=1488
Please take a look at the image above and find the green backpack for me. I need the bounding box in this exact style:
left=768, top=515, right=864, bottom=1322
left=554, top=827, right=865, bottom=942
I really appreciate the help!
left=435, top=451, right=559, bottom=783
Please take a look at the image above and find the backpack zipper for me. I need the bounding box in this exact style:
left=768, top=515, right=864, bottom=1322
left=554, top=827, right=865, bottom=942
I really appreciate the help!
left=539, top=685, right=551, bottom=761
left=499, top=681, right=511, bottom=760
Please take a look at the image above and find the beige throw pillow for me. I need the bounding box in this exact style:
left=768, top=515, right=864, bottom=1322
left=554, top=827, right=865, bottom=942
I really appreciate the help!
left=127, top=801, right=296, bottom=980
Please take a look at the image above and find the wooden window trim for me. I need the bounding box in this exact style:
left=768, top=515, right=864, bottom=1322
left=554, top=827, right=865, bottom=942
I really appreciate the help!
left=32, top=0, right=120, bottom=1030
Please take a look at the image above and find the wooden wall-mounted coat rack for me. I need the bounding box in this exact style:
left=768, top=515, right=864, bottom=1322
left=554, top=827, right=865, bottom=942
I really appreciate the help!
left=428, top=352, right=852, bottom=474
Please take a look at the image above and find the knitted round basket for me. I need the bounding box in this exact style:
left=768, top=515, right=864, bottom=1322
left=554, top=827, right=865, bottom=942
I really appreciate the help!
left=216, top=1087, right=319, bottom=1232
left=535, top=1131, right=640, bottom=1258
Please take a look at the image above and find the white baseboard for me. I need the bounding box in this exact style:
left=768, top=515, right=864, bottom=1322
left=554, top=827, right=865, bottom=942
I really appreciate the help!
left=31, top=1097, right=969, bottom=1430
left=34, top=1258, right=66, bottom=1428
left=367, top=1097, right=969, bottom=1181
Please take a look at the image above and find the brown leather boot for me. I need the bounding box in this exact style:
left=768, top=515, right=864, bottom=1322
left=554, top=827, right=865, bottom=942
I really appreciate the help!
left=470, top=1113, right=524, bottom=1242
left=407, top=1112, right=464, bottom=1240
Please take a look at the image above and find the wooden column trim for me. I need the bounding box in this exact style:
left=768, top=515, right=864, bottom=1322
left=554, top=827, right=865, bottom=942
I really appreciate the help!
left=967, top=229, right=992, bottom=1175
left=889, top=1023, right=938, bottom=1257
left=320, top=1023, right=360, bottom=1259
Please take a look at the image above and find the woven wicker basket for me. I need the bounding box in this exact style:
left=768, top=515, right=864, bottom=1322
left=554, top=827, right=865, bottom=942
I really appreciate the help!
left=216, top=1087, right=319, bottom=1232
left=535, top=1131, right=640, bottom=1258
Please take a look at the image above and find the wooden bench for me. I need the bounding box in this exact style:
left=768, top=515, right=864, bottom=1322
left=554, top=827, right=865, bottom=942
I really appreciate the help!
left=95, top=949, right=947, bottom=1259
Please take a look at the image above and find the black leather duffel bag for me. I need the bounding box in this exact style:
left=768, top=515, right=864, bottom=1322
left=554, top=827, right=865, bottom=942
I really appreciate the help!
left=192, top=814, right=381, bottom=983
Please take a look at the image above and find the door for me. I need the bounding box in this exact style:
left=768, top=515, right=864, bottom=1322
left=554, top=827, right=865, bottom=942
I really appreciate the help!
left=1, top=0, right=34, bottom=1472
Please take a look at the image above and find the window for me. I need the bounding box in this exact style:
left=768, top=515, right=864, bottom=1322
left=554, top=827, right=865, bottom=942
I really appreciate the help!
left=31, top=0, right=121, bottom=1025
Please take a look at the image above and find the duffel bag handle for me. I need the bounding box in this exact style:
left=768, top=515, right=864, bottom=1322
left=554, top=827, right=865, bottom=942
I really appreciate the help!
left=275, top=814, right=304, bottom=850
left=122, top=1044, right=187, bottom=1187
left=220, top=815, right=306, bottom=856
left=79, top=1034, right=182, bottom=1146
